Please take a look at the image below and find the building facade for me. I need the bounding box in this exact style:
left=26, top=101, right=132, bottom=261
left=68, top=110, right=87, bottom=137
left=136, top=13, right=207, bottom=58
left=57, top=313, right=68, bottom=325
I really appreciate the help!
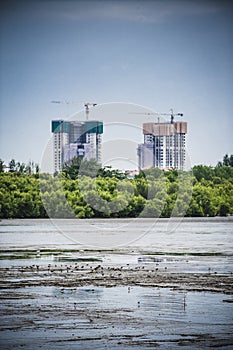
left=51, top=120, right=103, bottom=172
left=138, top=121, right=187, bottom=170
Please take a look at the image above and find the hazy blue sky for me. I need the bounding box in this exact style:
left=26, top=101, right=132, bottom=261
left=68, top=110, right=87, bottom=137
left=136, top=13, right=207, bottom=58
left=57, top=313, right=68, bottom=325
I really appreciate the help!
left=0, top=0, right=232, bottom=169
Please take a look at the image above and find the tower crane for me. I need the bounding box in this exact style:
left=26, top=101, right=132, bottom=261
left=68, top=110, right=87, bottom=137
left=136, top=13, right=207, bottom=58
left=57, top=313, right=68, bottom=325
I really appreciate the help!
left=51, top=100, right=97, bottom=120
left=130, top=108, right=183, bottom=124
left=84, top=102, right=97, bottom=120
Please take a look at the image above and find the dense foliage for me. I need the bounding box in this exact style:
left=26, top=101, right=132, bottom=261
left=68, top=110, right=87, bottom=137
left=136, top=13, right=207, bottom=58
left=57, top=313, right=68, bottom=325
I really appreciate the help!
left=0, top=155, right=232, bottom=219
left=0, top=172, right=46, bottom=218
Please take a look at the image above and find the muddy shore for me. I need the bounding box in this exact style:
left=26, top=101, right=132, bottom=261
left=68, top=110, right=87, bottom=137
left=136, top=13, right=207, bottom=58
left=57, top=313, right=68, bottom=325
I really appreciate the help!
left=1, top=261, right=232, bottom=294
left=1, top=262, right=233, bottom=350
left=1, top=215, right=233, bottom=349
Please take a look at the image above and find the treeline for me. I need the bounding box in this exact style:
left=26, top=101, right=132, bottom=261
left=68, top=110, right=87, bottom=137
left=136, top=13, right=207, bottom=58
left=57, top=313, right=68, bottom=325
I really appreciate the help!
left=0, top=159, right=39, bottom=175
left=0, top=155, right=232, bottom=219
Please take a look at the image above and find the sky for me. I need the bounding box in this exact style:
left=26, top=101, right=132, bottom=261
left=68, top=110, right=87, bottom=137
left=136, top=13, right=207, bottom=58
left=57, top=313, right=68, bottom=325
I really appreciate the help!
left=0, top=0, right=233, bottom=170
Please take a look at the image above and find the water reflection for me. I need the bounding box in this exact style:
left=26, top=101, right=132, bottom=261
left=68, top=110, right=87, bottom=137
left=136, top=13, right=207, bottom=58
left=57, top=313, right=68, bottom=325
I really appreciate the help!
left=0, top=286, right=232, bottom=349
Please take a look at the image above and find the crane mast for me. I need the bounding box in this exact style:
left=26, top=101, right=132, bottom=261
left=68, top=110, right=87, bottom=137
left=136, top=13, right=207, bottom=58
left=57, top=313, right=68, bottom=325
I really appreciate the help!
left=84, top=102, right=97, bottom=120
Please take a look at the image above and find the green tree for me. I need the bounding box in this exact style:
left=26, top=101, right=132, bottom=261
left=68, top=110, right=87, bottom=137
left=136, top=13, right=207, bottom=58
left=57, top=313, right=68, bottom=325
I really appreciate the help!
left=219, top=203, right=230, bottom=216
left=193, top=165, right=214, bottom=182
left=16, top=162, right=26, bottom=174
left=223, top=154, right=230, bottom=167
left=98, top=166, right=126, bottom=179
left=0, top=155, right=233, bottom=219
left=9, top=159, right=16, bottom=172
left=63, top=157, right=101, bottom=179
left=62, top=156, right=82, bottom=179
left=0, top=159, right=4, bottom=172
left=134, top=177, right=148, bottom=198
left=230, top=155, right=233, bottom=167
left=141, top=198, right=165, bottom=217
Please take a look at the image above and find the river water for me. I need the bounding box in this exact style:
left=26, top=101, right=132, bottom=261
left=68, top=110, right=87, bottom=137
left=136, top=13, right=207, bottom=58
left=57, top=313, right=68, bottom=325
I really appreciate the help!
left=0, top=218, right=233, bottom=349
left=0, top=216, right=232, bottom=252
left=0, top=217, right=232, bottom=272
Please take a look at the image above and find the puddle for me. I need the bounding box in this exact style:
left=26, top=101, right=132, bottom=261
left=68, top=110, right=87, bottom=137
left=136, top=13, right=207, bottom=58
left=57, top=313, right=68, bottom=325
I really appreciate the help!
left=54, top=256, right=102, bottom=262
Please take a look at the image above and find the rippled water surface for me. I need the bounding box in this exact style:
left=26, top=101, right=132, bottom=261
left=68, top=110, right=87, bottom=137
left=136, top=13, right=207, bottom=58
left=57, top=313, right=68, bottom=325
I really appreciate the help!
left=0, top=217, right=232, bottom=251
left=0, top=217, right=232, bottom=272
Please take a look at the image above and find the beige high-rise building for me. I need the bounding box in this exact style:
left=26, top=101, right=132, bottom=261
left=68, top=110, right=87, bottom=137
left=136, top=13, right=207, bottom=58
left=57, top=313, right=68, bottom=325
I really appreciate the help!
left=138, top=121, right=187, bottom=170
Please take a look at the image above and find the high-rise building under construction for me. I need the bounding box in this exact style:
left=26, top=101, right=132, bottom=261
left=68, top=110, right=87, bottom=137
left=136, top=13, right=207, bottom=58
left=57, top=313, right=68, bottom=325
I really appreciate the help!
left=138, top=121, right=187, bottom=170
left=51, top=120, right=103, bottom=172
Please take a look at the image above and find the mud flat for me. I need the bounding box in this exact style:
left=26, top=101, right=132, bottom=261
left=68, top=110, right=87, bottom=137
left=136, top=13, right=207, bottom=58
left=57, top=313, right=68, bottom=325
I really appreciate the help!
left=0, top=218, right=233, bottom=349
left=0, top=261, right=233, bottom=294
left=0, top=260, right=233, bottom=350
